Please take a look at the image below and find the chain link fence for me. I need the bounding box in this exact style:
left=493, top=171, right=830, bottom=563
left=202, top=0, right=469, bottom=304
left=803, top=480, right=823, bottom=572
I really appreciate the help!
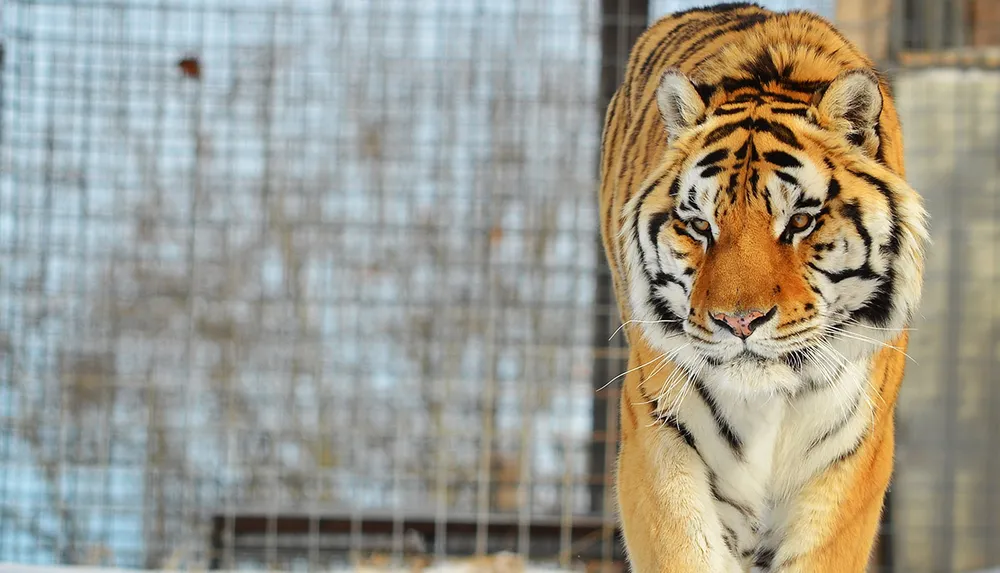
left=0, top=1, right=997, bottom=571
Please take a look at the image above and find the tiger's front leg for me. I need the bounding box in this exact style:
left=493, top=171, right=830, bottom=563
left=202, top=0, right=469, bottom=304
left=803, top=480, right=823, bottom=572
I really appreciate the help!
left=765, top=346, right=904, bottom=573
left=616, top=352, right=745, bottom=573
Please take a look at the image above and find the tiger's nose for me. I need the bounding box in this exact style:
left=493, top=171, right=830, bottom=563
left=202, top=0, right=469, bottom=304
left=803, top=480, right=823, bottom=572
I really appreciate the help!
left=710, top=307, right=777, bottom=339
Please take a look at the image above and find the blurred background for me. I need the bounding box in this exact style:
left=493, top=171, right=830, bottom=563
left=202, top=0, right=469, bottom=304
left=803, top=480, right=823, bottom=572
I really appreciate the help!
left=0, top=0, right=997, bottom=571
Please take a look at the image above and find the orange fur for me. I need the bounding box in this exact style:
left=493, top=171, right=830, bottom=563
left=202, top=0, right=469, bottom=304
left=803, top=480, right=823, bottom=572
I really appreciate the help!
left=599, top=4, right=926, bottom=572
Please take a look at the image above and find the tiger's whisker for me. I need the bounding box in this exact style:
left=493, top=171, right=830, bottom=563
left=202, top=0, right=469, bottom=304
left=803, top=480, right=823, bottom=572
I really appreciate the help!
left=609, top=318, right=684, bottom=341
left=600, top=351, right=668, bottom=392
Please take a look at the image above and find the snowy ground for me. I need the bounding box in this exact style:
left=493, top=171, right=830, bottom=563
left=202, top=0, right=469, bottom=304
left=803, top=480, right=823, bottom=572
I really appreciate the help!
left=0, top=561, right=577, bottom=573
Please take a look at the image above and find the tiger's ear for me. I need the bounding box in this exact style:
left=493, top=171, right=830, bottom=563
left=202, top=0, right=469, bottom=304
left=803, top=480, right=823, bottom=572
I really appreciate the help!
left=816, top=69, right=883, bottom=157
left=656, top=69, right=706, bottom=144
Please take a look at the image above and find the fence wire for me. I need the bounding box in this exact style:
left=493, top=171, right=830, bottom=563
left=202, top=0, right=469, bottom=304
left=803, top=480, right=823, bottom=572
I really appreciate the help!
left=0, top=0, right=997, bottom=572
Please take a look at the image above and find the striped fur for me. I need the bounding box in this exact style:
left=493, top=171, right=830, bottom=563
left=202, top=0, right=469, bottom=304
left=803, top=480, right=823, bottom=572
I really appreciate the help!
left=599, top=4, right=928, bottom=572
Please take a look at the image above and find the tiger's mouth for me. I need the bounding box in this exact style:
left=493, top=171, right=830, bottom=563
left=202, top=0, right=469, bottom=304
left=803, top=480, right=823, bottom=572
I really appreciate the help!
left=699, top=345, right=814, bottom=369
left=732, top=349, right=772, bottom=364
left=701, top=347, right=776, bottom=366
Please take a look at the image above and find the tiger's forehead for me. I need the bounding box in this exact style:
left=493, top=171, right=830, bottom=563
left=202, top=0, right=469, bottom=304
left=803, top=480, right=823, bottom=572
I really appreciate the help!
left=677, top=127, right=830, bottom=218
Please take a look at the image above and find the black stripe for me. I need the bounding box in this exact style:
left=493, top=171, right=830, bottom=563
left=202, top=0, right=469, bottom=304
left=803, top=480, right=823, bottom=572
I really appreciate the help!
left=761, top=91, right=812, bottom=105
left=849, top=170, right=901, bottom=255
left=776, top=314, right=812, bottom=331
left=875, top=128, right=888, bottom=164
left=747, top=168, right=760, bottom=196
left=695, top=380, right=744, bottom=459
left=694, top=82, right=715, bottom=106
left=686, top=11, right=777, bottom=72
left=850, top=269, right=895, bottom=327
left=807, top=200, right=881, bottom=282
left=680, top=189, right=699, bottom=212
left=660, top=414, right=698, bottom=450
left=640, top=10, right=737, bottom=83
left=840, top=201, right=872, bottom=249
left=599, top=91, right=619, bottom=174
left=703, top=117, right=802, bottom=149
left=753, top=118, right=801, bottom=148
left=780, top=349, right=809, bottom=372
left=723, top=526, right=737, bottom=554
left=647, top=211, right=671, bottom=250
left=629, top=12, right=699, bottom=103
left=696, top=148, right=730, bottom=167
left=832, top=433, right=865, bottom=466
left=710, top=90, right=807, bottom=106
left=794, top=196, right=821, bottom=209
left=808, top=261, right=878, bottom=283
left=619, top=93, right=660, bottom=205
left=846, top=131, right=866, bottom=147
left=652, top=271, right=686, bottom=291
left=713, top=105, right=748, bottom=116
left=726, top=92, right=766, bottom=104
left=806, top=390, right=863, bottom=454
left=602, top=96, right=626, bottom=231
left=826, top=176, right=841, bottom=200
left=763, top=150, right=802, bottom=168
left=704, top=118, right=749, bottom=145
left=741, top=49, right=784, bottom=84
left=678, top=12, right=771, bottom=64
left=771, top=106, right=809, bottom=117
left=709, top=470, right=755, bottom=519
left=733, top=139, right=751, bottom=160
left=631, top=173, right=672, bottom=284
left=754, top=547, right=776, bottom=570
left=726, top=172, right=740, bottom=203
left=775, top=171, right=798, bottom=186
left=836, top=191, right=897, bottom=328
left=668, top=177, right=681, bottom=197
left=670, top=2, right=762, bottom=18
left=717, top=77, right=825, bottom=97
left=650, top=293, right=685, bottom=329
left=700, top=165, right=723, bottom=178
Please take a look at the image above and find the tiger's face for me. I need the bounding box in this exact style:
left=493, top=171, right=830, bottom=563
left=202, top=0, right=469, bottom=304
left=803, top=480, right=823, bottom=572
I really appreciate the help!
left=623, top=70, right=928, bottom=397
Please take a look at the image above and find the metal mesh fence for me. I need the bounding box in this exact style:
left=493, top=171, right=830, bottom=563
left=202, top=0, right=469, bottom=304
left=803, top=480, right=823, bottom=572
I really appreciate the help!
left=0, top=0, right=997, bottom=571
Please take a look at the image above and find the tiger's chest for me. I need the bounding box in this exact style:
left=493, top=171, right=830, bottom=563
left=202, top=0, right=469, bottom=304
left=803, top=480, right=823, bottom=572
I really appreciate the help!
left=671, top=356, right=873, bottom=567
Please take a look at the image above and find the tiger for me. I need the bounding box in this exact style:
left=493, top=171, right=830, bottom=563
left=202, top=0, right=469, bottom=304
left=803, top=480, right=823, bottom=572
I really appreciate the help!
left=598, top=3, right=929, bottom=572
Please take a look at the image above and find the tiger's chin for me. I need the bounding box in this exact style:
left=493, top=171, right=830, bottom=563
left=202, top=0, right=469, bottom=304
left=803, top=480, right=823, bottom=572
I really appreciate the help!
left=704, top=350, right=802, bottom=398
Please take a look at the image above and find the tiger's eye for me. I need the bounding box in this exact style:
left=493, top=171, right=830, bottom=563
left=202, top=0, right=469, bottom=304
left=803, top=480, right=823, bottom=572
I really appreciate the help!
left=789, top=213, right=813, bottom=231
left=690, top=218, right=711, bottom=233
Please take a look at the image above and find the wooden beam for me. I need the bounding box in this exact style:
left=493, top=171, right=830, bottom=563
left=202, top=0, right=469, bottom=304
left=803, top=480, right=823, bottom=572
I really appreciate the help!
left=835, top=0, right=895, bottom=62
